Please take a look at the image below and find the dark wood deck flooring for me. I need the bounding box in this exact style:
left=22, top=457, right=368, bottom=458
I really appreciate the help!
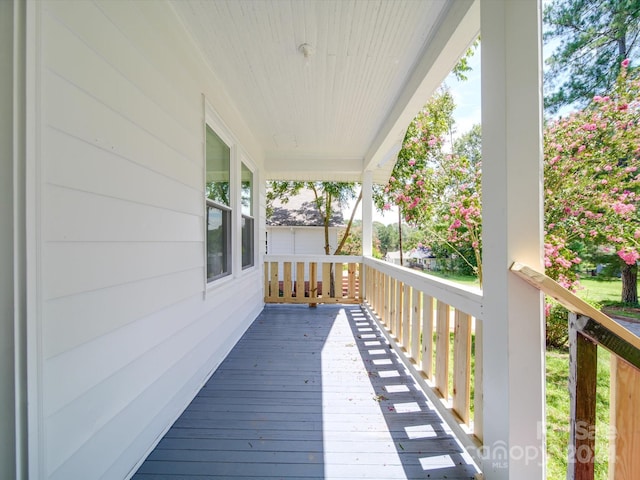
left=133, top=304, right=479, bottom=479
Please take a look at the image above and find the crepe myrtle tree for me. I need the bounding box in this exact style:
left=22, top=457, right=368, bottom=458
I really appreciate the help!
left=544, top=59, right=640, bottom=303
left=374, top=89, right=483, bottom=283
left=373, top=87, right=456, bottom=266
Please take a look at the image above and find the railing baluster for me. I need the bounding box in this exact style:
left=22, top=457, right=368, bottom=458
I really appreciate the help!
left=335, top=262, right=343, bottom=299
left=435, top=301, right=450, bottom=400
left=610, top=355, right=640, bottom=479
left=270, top=261, right=279, bottom=298
left=402, top=284, right=411, bottom=351
left=378, top=269, right=383, bottom=315
left=388, top=276, right=396, bottom=333
left=422, top=295, right=434, bottom=379
left=396, top=280, right=403, bottom=341
left=283, top=262, right=293, bottom=299
left=568, top=312, right=597, bottom=480
left=296, top=262, right=305, bottom=298
left=264, top=262, right=270, bottom=299
left=453, top=310, right=472, bottom=425
left=322, top=263, right=331, bottom=298
left=474, top=318, right=483, bottom=442
left=309, top=262, right=318, bottom=301
left=348, top=263, right=356, bottom=299
left=411, top=289, right=420, bottom=363
left=384, top=274, right=391, bottom=328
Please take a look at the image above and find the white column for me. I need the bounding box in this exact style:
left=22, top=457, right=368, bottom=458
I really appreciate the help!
left=480, top=1, right=545, bottom=479
left=0, top=3, right=17, bottom=479
left=361, top=170, right=373, bottom=257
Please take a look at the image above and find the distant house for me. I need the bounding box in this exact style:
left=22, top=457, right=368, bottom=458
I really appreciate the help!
left=407, top=246, right=437, bottom=270
left=384, top=250, right=404, bottom=266
left=385, top=247, right=436, bottom=270
left=266, top=189, right=345, bottom=255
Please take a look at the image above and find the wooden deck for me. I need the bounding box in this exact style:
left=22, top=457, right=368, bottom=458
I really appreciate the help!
left=133, top=304, right=480, bottom=479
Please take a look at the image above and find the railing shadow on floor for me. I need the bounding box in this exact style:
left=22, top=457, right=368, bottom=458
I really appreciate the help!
left=342, top=305, right=481, bottom=479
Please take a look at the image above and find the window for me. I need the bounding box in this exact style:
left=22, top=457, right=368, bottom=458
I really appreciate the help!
left=241, top=162, right=254, bottom=269
left=205, top=125, right=231, bottom=281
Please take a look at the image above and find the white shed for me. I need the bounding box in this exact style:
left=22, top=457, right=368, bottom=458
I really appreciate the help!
left=266, top=188, right=345, bottom=255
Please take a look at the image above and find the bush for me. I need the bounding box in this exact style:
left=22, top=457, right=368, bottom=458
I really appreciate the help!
left=545, top=298, right=602, bottom=349
left=546, top=302, right=570, bottom=349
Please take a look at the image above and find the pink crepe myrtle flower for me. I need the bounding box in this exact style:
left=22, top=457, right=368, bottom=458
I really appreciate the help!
left=618, top=248, right=640, bottom=266
left=555, top=257, right=573, bottom=269
left=622, top=58, right=630, bottom=68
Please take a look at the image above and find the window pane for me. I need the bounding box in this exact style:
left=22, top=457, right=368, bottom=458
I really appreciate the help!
left=207, top=204, right=231, bottom=280
left=241, top=162, right=253, bottom=217
left=206, top=125, right=230, bottom=206
left=242, top=215, right=254, bottom=269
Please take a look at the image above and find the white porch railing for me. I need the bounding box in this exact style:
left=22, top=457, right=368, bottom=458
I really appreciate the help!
left=362, top=256, right=484, bottom=457
left=264, top=255, right=362, bottom=304
left=263, top=254, right=485, bottom=464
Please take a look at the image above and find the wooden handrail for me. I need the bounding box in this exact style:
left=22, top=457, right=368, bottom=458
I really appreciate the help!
left=511, top=261, right=640, bottom=480
left=511, top=262, right=640, bottom=353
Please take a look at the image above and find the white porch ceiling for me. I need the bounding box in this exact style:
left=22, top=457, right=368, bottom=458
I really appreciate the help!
left=170, top=0, right=479, bottom=183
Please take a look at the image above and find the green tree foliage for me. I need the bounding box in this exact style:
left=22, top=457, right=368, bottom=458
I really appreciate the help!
left=544, top=0, right=640, bottom=113
left=374, top=222, right=399, bottom=255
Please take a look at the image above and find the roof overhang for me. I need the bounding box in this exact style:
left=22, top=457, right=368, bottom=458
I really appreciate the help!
left=171, top=0, right=479, bottom=184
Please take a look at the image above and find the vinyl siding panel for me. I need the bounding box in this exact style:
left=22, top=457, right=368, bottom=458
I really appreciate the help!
left=33, top=1, right=264, bottom=478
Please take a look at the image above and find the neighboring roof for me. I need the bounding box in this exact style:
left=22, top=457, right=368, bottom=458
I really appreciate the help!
left=267, top=189, right=345, bottom=227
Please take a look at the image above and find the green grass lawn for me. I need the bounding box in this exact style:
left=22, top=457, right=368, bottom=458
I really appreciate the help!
left=421, top=270, right=481, bottom=287
left=578, top=277, right=622, bottom=304
left=546, top=347, right=611, bottom=479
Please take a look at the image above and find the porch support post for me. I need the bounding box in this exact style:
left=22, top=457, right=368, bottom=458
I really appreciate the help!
left=1, top=1, right=27, bottom=479
left=361, top=170, right=373, bottom=257
left=480, top=1, right=545, bottom=479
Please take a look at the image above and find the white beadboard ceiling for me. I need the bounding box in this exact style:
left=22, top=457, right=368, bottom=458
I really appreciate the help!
left=171, top=0, right=479, bottom=183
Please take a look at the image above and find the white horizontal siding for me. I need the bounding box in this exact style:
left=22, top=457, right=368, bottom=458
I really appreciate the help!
left=42, top=242, right=203, bottom=300
left=33, top=1, right=265, bottom=479
left=43, top=128, right=203, bottom=216
left=267, top=226, right=339, bottom=255
left=43, top=278, right=263, bottom=479
left=42, top=70, right=202, bottom=191
left=44, top=185, right=203, bottom=243
left=41, top=268, right=203, bottom=360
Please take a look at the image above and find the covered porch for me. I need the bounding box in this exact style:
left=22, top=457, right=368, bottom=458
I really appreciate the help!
left=3, top=1, right=550, bottom=479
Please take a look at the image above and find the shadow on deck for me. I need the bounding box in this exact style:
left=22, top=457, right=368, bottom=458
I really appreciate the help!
left=133, top=304, right=480, bottom=479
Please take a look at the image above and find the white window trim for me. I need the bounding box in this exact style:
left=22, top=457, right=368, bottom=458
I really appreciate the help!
left=203, top=100, right=259, bottom=293
left=238, top=151, right=257, bottom=273
left=204, top=100, right=236, bottom=292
